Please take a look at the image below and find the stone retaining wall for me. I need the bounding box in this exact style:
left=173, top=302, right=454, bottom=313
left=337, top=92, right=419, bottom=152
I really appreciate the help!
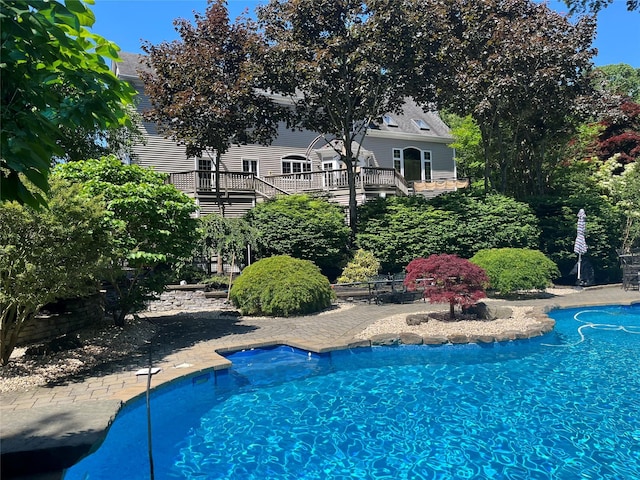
left=145, top=286, right=229, bottom=312
left=17, top=294, right=104, bottom=346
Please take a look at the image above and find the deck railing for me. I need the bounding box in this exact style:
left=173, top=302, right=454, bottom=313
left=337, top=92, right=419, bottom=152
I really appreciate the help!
left=168, top=168, right=462, bottom=199
left=168, top=170, right=256, bottom=195
left=264, top=167, right=408, bottom=194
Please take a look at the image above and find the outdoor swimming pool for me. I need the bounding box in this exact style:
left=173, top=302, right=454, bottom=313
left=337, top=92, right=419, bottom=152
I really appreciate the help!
left=63, top=304, right=640, bottom=479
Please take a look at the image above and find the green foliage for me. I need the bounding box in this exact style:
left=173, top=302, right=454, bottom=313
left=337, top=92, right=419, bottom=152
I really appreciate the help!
left=202, top=275, right=232, bottom=289
left=229, top=255, right=334, bottom=316
left=439, top=112, right=483, bottom=181
left=257, top=0, right=434, bottom=234
left=0, top=178, right=110, bottom=364
left=470, top=248, right=560, bottom=294
left=528, top=194, right=623, bottom=284
left=356, top=192, right=540, bottom=272
left=199, top=214, right=258, bottom=273
left=595, top=157, right=640, bottom=251
left=54, top=156, right=198, bottom=324
left=337, top=250, right=380, bottom=283
left=595, top=64, right=640, bottom=102
left=245, top=194, right=350, bottom=280
left=1, top=0, right=136, bottom=208
left=429, top=0, right=595, bottom=197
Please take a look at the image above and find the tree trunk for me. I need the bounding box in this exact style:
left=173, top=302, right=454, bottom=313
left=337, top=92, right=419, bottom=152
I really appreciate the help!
left=0, top=304, right=31, bottom=365
left=343, top=134, right=358, bottom=243
left=217, top=252, right=224, bottom=275
left=449, top=301, right=456, bottom=320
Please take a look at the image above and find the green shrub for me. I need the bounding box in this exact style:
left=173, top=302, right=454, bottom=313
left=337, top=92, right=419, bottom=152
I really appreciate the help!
left=470, top=248, right=560, bottom=294
left=229, top=255, right=334, bottom=316
left=337, top=249, right=380, bottom=283
left=356, top=192, right=540, bottom=272
left=245, top=194, right=350, bottom=280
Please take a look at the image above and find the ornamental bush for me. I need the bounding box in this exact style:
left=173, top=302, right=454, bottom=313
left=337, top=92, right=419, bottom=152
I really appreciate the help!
left=470, top=248, right=560, bottom=294
left=404, top=254, right=488, bottom=319
left=337, top=249, right=380, bottom=283
left=229, top=255, right=334, bottom=316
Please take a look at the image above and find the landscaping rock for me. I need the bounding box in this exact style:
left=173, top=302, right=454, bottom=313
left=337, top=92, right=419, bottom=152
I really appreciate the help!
left=447, top=333, right=469, bottom=344
left=465, top=302, right=512, bottom=320
left=370, top=334, right=401, bottom=346
left=399, top=332, right=423, bottom=345
left=406, top=314, right=429, bottom=326
left=475, top=334, right=495, bottom=343
left=422, top=335, right=449, bottom=345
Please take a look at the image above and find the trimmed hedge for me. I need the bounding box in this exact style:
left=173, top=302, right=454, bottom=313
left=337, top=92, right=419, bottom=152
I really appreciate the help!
left=229, top=255, right=334, bottom=316
left=470, top=248, right=560, bottom=294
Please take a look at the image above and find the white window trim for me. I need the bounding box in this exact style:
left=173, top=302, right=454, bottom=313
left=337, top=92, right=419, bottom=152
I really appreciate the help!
left=281, top=154, right=311, bottom=175
left=242, top=158, right=259, bottom=176
left=393, top=147, right=433, bottom=181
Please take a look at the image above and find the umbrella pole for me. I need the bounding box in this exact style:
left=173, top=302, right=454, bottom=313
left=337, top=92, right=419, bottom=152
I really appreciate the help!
left=577, top=253, right=582, bottom=281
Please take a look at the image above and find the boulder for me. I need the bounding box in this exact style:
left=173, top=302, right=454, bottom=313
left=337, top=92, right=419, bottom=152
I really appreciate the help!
left=465, top=302, right=512, bottom=320
left=406, top=314, right=429, bottom=326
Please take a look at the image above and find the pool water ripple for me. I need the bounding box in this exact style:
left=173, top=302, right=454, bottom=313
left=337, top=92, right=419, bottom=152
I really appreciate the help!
left=64, top=305, right=640, bottom=479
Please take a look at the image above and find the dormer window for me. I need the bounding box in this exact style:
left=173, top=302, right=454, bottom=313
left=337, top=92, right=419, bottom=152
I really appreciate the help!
left=383, top=114, right=398, bottom=127
left=412, top=119, right=431, bottom=131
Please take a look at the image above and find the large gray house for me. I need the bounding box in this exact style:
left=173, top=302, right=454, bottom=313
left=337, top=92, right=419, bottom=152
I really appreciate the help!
left=114, top=52, right=466, bottom=217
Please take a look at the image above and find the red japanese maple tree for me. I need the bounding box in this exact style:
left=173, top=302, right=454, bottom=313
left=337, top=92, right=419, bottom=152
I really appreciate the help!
left=404, top=254, right=489, bottom=319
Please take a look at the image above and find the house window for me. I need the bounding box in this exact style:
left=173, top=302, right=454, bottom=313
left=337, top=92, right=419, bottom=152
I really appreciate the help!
left=242, top=158, right=258, bottom=175
left=198, top=158, right=213, bottom=171
left=423, top=151, right=432, bottom=181
left=383, top=114, right=398, bottom=127
left=393, top=148, right=401, bottom=173
left=282, top=155, right=311, bottom=175
left=412, top=119, right=431, bottom=131
left=393, top=148, right=432, bottom=183
left=197, top=158, right=214, bottom=191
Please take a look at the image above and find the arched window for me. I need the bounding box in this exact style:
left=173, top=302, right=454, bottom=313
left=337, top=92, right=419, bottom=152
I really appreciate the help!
left=282, top=154, right=311, bottom=175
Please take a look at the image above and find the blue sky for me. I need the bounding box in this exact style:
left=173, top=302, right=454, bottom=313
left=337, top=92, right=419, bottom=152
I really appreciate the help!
left=91, top=0, right=639, bottom=68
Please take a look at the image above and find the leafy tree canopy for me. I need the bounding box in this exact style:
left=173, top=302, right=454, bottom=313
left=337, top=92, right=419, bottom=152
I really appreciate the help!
left=0, top=177, right=110, bottom=364
left=199, top=213, right=259, bottom=273
left=54, top=156, right=198, bottom=324
left=1, top=0, right=136, bottom=208
left=562, top=0, right=638, bottom=14
left=426, top=0, right=596, bottom=197
left=141, top=0, right=286, bottom=161
left=594, top=64, right=640, bottom=103
left=257, top=0, right=437, bottom=235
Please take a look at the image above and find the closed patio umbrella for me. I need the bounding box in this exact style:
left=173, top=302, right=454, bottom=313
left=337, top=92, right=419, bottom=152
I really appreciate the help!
left=574, top=209, right=588, bottom=283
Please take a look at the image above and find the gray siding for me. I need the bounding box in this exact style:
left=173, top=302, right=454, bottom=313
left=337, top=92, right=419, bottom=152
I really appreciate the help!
left=363, top=137, right=456, bottom=179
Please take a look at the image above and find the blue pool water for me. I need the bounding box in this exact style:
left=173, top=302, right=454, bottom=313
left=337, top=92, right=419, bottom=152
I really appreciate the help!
left=64, top=305, right=640, bottom=479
